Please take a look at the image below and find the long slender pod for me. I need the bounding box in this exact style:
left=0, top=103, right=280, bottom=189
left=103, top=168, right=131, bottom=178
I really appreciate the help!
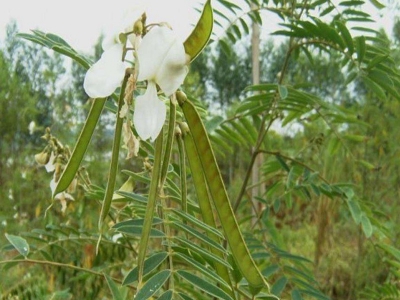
left=53, top=97, right=106, bottom=196
left=137, top=132, right=164, bottom=288
left=180, top=126, right=236, bottom=299
left=178, top=95, right=267, bottom=293
left=98, top=74, right=129, bottom=230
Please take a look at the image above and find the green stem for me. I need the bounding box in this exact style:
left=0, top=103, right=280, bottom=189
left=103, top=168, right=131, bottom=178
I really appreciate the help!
left=160, top=97, right=176, bottom=186
left=137, top=132, right=164, bottom=287
left=233, top=116, right=274, bottom=213
left=176, top=129, right=187, bottom=212
left=0, top=259, right=135, bottom=290
left=98, top=73, right=130, bottom=231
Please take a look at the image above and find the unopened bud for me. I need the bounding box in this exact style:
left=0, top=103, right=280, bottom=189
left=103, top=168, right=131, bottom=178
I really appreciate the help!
left=143, top=158, right=152, bottom=171
left=35, top=150, right=50, bottom=165
left=175, top=125, right=182, bottom=137
left=179, top=122, right=190, bottom=135
left=175, top=90, right=187, bottom=105
left=119, top=33, right=127, bottom=45
left=133, top=19, right=143, bottom=35
left=41, top=127, right=51, bottom=141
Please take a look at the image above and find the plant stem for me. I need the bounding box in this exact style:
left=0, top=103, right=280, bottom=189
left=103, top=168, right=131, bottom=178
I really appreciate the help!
left=98, top=73, right=130, bottom=232
left=0, top=259, right=135, bottom=290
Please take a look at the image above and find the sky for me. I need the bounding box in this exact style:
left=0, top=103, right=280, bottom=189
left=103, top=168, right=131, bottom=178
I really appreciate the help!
left=0, top=0, right=397, bottom=54
left=0, top=0, right=202, bottom=53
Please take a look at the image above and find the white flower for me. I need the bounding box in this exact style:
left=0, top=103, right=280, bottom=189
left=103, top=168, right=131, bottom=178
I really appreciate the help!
left=84, top=7, right=144, bottom=99
left=50, top=178, right=74, bottom=213
left=84, top=43, right=127, bottom=98
left=44, top=151, right=56, bottom=172
left=83, top=11, right=188, bottom=141
left=102, top=6, right=144, bottom=51
left=134, top=26, right=188, bottom=141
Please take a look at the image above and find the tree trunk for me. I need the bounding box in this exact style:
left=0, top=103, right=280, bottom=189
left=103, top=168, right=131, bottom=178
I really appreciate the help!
left=250, top=3, right=264, bottom=225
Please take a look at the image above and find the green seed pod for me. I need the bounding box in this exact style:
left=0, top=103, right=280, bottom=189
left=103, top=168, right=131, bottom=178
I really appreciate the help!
left=180, top=98, right=268, bottom=293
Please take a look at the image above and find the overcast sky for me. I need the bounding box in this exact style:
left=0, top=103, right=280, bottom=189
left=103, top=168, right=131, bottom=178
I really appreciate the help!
left=0, top=0, right=396, bottom=54
left=0, top=0, right=201, bottom=53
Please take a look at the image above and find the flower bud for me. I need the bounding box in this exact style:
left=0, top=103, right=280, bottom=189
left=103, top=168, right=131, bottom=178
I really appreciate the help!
left=119, top=33, right=127, bottom=45
left=175, top=90, right=187, bottom=105
left=133, top=19, right=143, bottom=35
left=35, top=150, right=51, bottom=165
left=41, top=127, right=51, bottom=141
left=175, top=125, right=182, bottom=137
left=179, top=122, right=190, bottom=135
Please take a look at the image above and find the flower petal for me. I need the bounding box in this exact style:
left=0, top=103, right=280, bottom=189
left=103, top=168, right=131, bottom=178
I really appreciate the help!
left=155, top=43, right=188, bottom=96
left=45, top=151, right=56, bottom=172
left=83, top=44, right=127, bottom=98
left=102, top=5, right=145, bottom=51
left=133, top=81, right=166, bottom=141
left=137, top=26, right=187, bottom=93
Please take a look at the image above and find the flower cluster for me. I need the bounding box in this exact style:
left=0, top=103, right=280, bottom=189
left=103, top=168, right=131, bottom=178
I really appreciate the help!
left=84, top=8, right=188, bottom=142
left=35, top=128, right=76, bottom=213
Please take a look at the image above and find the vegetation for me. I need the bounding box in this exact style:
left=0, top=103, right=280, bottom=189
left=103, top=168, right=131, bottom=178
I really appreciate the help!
left=1, top=0, right=400, bottom=299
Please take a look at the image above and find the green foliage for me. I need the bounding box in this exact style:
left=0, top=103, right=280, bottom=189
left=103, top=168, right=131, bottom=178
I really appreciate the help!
left=1, top=1, right=400, bottom=300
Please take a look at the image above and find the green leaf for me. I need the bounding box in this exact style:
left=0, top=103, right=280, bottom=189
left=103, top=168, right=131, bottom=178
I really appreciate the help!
left=320, top=5, right=335, bottom=16
left=112, top=218, right=163, bottom=229
left=378, top=244, right=400, bottom=261
left=205, top=115, right=224, bottom=133
left=356, top=159, right=376, bottom=170
left=278, top=85, right=288, bottom=100
left=262, top=264, right=280, bottom=278
left=178, top=293, right=193, bottom=300
left=5, top=234, right=29, bottom=258
left=54, top=98, right=106, bottom=196
left=18, top=31, right=91, bottom=69
left=335, top=21, right=354, bottom=54
left=170, top=219, right=226, bottom=253
left=271, top=276, right=288, bottom=296
left=367, top=54, right=389, bottom=70
left=368, top=0, right=385, bottom=8
left=355, top=36, right=366, bottom=63
left=283, top=266, right=317, bottom=284
left=361, top=75, right=387, bottom=100
left=135, top=270, right=171, bottom=300
left=291, top=289, right=304, bottom=300
left=158, top=290, right=173, bottom=300
left=123, top=252, right=168, bottom=285
left=170, top=209, right=224, bottom=239
left=104, top=274, right=123, bottom=300
left=275, top=155, right=290, bottom=172
left=361, top=214, right=373, bottom=238
left=174, top=237, right=232, bottom=270
left=174, top=252, right=231, bottom=290
left=177, top=270, right=233, bottom=300
left=184, top=0, right=213, bottom=61
left=115, top=225, right=165, bottom=238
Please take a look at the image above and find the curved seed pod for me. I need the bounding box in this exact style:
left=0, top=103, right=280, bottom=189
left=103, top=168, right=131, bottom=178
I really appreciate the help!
left=180, top=126, right=236, bottom=299
left=179, top=96, right=267, bottom=293
left=184, top=0, right=213, bottom=62
left=98, top=74, right=129, bottom=230
left=53, top=97, right=106, bottom=196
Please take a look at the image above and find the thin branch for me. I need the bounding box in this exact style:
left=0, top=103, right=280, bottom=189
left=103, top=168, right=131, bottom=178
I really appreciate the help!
left=0, top=258, right=136, bottom=290
left=258, top=149, right=330, bottom=184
